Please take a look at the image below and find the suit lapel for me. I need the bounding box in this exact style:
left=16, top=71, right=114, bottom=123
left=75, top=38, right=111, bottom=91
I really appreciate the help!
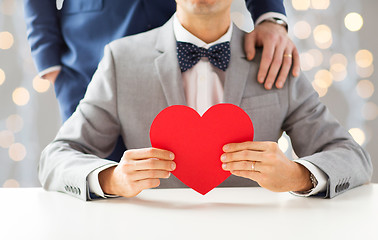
left=154, top=20, right=256, bottom=107
left=223, top=26, right=255, bottom=106
left=154, top=18, right=187, bottom=106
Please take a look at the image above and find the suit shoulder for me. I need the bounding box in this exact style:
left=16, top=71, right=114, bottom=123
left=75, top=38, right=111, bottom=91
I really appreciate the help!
left=108, top=27, right=160, bottom=52
left=106, top=27, right=162, bottom=63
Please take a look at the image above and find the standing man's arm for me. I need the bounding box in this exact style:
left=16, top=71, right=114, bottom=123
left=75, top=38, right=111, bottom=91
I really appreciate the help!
left=23, top=0, right=63, bottom=83
left=244, top=0, right=300, bottom=89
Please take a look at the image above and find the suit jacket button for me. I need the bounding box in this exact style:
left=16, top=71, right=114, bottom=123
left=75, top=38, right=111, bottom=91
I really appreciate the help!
left=77, top=188, right=81, bottom=195
left=335, top=185, right=339, bottom=193
left=346, top=182, right=350, bottom=189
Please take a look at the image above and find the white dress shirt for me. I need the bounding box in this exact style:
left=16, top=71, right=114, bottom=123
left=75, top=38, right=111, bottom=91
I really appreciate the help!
left=174, top=15, right=232, bottom=116
left=87, top=15, right=326, bottom=198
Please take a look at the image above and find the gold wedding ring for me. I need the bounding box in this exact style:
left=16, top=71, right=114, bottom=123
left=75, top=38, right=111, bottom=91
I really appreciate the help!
left=283, top=54, right=293, bottom=58
left=251, top=161, right=256, bottom=171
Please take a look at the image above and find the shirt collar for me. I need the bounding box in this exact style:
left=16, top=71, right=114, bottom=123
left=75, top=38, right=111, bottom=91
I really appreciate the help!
left=173, top=13, right=233, bottom=49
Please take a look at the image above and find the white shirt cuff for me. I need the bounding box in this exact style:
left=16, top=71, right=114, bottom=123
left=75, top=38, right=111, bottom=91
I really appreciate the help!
left=87, top=163, right=119, bottom=198
left=290, top=160, right=328, bottom=197
left=254, top=12, right=288, bottom=26
left=39, top=65, right=62, bottom=78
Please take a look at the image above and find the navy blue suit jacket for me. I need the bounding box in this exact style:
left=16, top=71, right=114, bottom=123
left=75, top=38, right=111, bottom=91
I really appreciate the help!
left=24, top=0, right=285, bottom=121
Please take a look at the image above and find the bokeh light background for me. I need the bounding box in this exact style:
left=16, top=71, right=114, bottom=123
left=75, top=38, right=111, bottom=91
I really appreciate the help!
left=0, top=0, right=377, bottom=188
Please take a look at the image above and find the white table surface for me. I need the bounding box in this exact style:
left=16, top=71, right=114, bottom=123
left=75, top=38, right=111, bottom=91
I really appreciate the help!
left=1, top=184, right=377, bottom=240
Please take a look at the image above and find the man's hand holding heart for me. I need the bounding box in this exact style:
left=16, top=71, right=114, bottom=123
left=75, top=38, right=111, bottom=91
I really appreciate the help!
left=99, top=148, right=176, bottom=198
left=221, top=141, right=313, bottom=193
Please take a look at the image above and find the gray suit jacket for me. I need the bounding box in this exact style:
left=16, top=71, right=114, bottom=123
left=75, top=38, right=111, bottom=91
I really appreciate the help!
left=40, top=18, right=372, bottom=201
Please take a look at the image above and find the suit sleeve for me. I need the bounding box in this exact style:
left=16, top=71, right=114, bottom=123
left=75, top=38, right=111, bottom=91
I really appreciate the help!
left=23, top=0, right=63, bottom=73
left=245, top=0, right=286, bottom=23
left=39, top=45, right=121, bottom=201
left=282, top=73, right=373, bottom=198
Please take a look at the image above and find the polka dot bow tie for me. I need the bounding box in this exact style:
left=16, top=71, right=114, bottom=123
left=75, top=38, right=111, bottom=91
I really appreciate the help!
left=176, top=41, right=231, bottom=72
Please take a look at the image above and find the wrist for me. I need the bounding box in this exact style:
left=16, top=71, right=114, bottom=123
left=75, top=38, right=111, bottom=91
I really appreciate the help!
left=292, top=162, right=313, bottom=192
left=260, top=17, right=288, bottom=31
left=98, top=166, right=117, bottom=195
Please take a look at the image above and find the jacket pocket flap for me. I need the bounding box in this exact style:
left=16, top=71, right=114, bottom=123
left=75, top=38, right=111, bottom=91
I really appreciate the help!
left=62, top=0, right=103, bottom=14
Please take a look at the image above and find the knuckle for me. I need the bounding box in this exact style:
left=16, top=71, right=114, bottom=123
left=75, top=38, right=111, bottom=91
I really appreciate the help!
left=243, top=141, right=253, bottom=147
left=225, top=162, right=232, bottom=170
left=122, top=150, right=132, bottom=159
left=122, top=160, right=134, bottom=171
left=273, top=58, right=282, bottom=65
left=146, top=170, right=156, bottom=178
left=241, top=150, right=250, bottom=160
left=269, top=142, right=278, bottom=150
left=271, top=34, right=280, bottom=42
left=263, top=55, right=273, bottom=62
left=153, top=171, right=162, bottom=179
left=146, top=148, right=156, bottom=156
left=124, top=158, right=133, bottom=165
left=265, top=32, right=276, bottom=40
left=154, top=170, right=164, bottom=178
left=264, top=152, right=276, bottom=160
left=242, top=161, right=250, bottom=170
left=119, top=159, right=127, bottom=167
left=146, top=159, right=156, bottom=169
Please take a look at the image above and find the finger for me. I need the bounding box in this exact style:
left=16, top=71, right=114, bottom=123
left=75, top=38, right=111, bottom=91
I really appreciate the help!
left=132, top=158, right=176, bottom=171
left=123, top=148, right=175, bottom=161
left=291, top=47, right=301, bottom=77
left=135, top=178, right=161, bottom=191
left=257, top=41, right=275, bottom=84
left=275, top=50, right=293, bottom=89
left=230, top=170, right=262, bottom=182
left=221, top=150, right=266, bottom=163
left=222, top=160, right=264, bottom=172
left=244, top=32, right=256, bottom=61
left=130, top=169, right=171, bottom=181
left=264, top=43, right=286, bottom=90
left=223, top=141, right=271, bottom=153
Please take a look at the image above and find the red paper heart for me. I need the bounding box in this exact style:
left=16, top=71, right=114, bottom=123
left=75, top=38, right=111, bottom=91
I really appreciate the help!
left=150, top=104, right=254, bottom=195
